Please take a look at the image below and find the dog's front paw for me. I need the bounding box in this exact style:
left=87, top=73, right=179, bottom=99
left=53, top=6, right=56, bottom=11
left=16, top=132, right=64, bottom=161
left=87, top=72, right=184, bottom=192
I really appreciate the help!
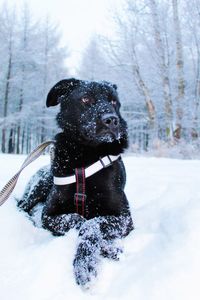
left=101, top=240, right=123, bottom=261
left=73, top=256, right=97, bottom=288
left=17, top=198, right=31, bottom=213
left=73, top=241, right=100, bottom=288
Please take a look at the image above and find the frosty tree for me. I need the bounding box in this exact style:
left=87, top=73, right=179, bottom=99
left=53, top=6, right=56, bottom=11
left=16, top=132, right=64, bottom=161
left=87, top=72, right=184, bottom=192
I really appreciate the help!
left=80, top=0, right=200, bottom=151
left=0, top=3, right=69, bottom=154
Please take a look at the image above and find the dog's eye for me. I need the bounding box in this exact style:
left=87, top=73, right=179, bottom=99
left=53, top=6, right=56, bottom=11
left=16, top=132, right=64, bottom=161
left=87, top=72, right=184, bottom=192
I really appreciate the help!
left=81, top=97, right=95, bottom=105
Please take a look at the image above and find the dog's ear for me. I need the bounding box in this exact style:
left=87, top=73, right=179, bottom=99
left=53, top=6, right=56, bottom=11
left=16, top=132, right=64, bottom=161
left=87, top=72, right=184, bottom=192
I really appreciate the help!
left=102, top=81, right=118, bottom=91
left=46, top=78, right=80, bottom=107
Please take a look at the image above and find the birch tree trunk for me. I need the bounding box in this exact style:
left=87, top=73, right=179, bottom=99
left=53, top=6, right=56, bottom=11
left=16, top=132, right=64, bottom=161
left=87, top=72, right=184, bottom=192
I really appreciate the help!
left=172, top=0, right=185, bottom=136
left=149, top=0, right=173, bottom=140
left=40, top=18, right=49, bottom=143
left=16, top=8, right=29, bottom=154
left=190, top=1, right=200, bottom=132
left=2, top=33, right=13, bottom=153
left=16, top=4, right=32, bottom=154
left=131, top=46, right=156, bottom=130
left=191, top=38, right=200, bottom=134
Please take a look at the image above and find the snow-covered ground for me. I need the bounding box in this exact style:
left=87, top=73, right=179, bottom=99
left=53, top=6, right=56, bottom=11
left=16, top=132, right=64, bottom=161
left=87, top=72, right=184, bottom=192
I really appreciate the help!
left=0, top=154, right=200, bottom=300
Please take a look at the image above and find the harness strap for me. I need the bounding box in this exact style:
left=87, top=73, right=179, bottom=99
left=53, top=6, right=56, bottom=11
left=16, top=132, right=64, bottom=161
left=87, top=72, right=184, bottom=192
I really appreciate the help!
left=0, top=140, right=54, bottom=206
left=74, top=168, right=86, bottom=217
left=54, top=154, right=121, bottom=185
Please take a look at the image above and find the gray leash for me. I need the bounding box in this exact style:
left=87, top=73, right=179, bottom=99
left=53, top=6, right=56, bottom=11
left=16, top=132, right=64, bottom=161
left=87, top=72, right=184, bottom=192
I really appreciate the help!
left=0, top=140, right=54, bottom=207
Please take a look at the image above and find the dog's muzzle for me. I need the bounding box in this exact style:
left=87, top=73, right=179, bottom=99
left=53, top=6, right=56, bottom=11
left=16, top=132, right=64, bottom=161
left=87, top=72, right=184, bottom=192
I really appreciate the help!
left=101, top=113, right=119, bottom=138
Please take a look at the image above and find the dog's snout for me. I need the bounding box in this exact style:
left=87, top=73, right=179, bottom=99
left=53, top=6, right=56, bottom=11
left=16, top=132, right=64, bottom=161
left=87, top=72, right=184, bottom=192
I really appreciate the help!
left=101, top=114, right=119, bottom=129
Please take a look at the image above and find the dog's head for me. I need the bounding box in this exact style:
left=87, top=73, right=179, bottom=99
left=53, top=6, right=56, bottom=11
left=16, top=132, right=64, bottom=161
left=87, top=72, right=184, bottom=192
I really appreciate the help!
left=46, top=78, right=128, bottom=148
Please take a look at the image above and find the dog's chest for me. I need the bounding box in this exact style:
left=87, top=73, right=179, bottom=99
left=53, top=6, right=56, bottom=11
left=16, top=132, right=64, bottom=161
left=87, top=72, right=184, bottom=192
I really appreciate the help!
left=56, top=162, right=125, bottom=219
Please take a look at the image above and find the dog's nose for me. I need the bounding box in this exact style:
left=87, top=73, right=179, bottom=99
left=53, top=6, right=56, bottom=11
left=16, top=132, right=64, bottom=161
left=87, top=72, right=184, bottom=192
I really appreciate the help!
left=101, top=113, right=119, bottom=129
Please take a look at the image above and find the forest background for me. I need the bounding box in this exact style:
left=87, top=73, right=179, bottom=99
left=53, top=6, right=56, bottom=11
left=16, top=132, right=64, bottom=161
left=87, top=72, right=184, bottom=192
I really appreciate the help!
left=0, top=0, right=200, bottom=158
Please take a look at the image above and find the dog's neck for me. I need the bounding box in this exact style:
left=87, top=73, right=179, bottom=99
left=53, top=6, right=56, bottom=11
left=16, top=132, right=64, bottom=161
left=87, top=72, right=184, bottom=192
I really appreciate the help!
left=52, top=132, right=128, bottom=176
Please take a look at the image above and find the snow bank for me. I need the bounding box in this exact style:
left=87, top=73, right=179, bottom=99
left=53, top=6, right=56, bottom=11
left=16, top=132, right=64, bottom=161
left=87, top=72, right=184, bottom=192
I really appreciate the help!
left=0, top=154, right=200, bottom=300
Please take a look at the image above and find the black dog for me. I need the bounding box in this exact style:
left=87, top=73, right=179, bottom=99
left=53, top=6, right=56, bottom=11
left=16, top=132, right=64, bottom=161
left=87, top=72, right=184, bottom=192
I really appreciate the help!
left=18, top=78, right=133, bottom=288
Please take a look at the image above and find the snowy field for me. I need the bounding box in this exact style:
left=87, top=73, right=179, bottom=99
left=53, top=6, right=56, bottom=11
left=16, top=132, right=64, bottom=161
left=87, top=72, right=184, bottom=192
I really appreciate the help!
left=0, top=154, right=200, bottom=300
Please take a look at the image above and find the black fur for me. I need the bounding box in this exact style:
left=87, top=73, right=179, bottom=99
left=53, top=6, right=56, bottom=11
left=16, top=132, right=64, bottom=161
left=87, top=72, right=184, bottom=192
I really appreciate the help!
left=18, top=78, right=133, bottom=288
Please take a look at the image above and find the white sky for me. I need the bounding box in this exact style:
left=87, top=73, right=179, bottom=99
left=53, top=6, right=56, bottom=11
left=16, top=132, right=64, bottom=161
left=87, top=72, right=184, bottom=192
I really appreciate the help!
left=0, top=0, right=123, bottom=73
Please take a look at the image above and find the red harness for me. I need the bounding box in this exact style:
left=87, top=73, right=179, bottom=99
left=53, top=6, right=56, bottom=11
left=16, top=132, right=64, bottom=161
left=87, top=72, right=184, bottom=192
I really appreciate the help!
left=74, top=168, right=87, bottom=217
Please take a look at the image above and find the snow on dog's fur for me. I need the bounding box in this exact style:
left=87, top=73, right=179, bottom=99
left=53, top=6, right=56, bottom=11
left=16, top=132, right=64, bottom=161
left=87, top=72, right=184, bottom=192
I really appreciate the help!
left=18, top=78, right=133, bottom=288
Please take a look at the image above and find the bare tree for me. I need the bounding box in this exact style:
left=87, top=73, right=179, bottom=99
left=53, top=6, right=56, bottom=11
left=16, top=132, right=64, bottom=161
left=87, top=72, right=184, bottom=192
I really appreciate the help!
left=172, top=0, right=185, bottom=135
left=0, top=2, right=69, bottom=154
left=1, top=6, right=16, bottom=153
left=131, top=45, right=156, bottom=129
left=16, top=3, right=30, bottom=153
left=185, top=0, right=200, bottom=132
left=148, top=0, right=173, bottom=139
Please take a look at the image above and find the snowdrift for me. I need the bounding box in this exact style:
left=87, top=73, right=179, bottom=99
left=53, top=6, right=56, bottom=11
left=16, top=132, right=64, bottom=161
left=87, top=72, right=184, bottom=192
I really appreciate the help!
left=0, top=154, right=200, bottom=300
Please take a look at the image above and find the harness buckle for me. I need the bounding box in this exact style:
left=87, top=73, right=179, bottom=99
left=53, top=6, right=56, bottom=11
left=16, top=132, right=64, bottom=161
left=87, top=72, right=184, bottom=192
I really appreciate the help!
left=99, top=156, right=113, bottom=168
left=74, top=193, right=87, bottom=206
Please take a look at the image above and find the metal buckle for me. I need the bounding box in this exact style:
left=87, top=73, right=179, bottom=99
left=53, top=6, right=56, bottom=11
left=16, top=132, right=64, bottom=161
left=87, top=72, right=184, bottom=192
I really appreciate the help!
left=99, top=156, right=113, bottom=168
left=74, top=193, right=87, bottom=205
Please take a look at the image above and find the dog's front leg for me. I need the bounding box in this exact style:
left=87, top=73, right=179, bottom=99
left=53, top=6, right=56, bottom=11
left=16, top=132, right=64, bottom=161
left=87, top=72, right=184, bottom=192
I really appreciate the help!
left=73, top=220, right=102, bottom=288
left=41, top=186, right=86, bottom=236
left=42, top=210, right=85, bottom=236
left=73, top=214, right=133, bottom=287
left=99, top=213, right=134, bottom=260
left=17, top=166, right=53, bottom=214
